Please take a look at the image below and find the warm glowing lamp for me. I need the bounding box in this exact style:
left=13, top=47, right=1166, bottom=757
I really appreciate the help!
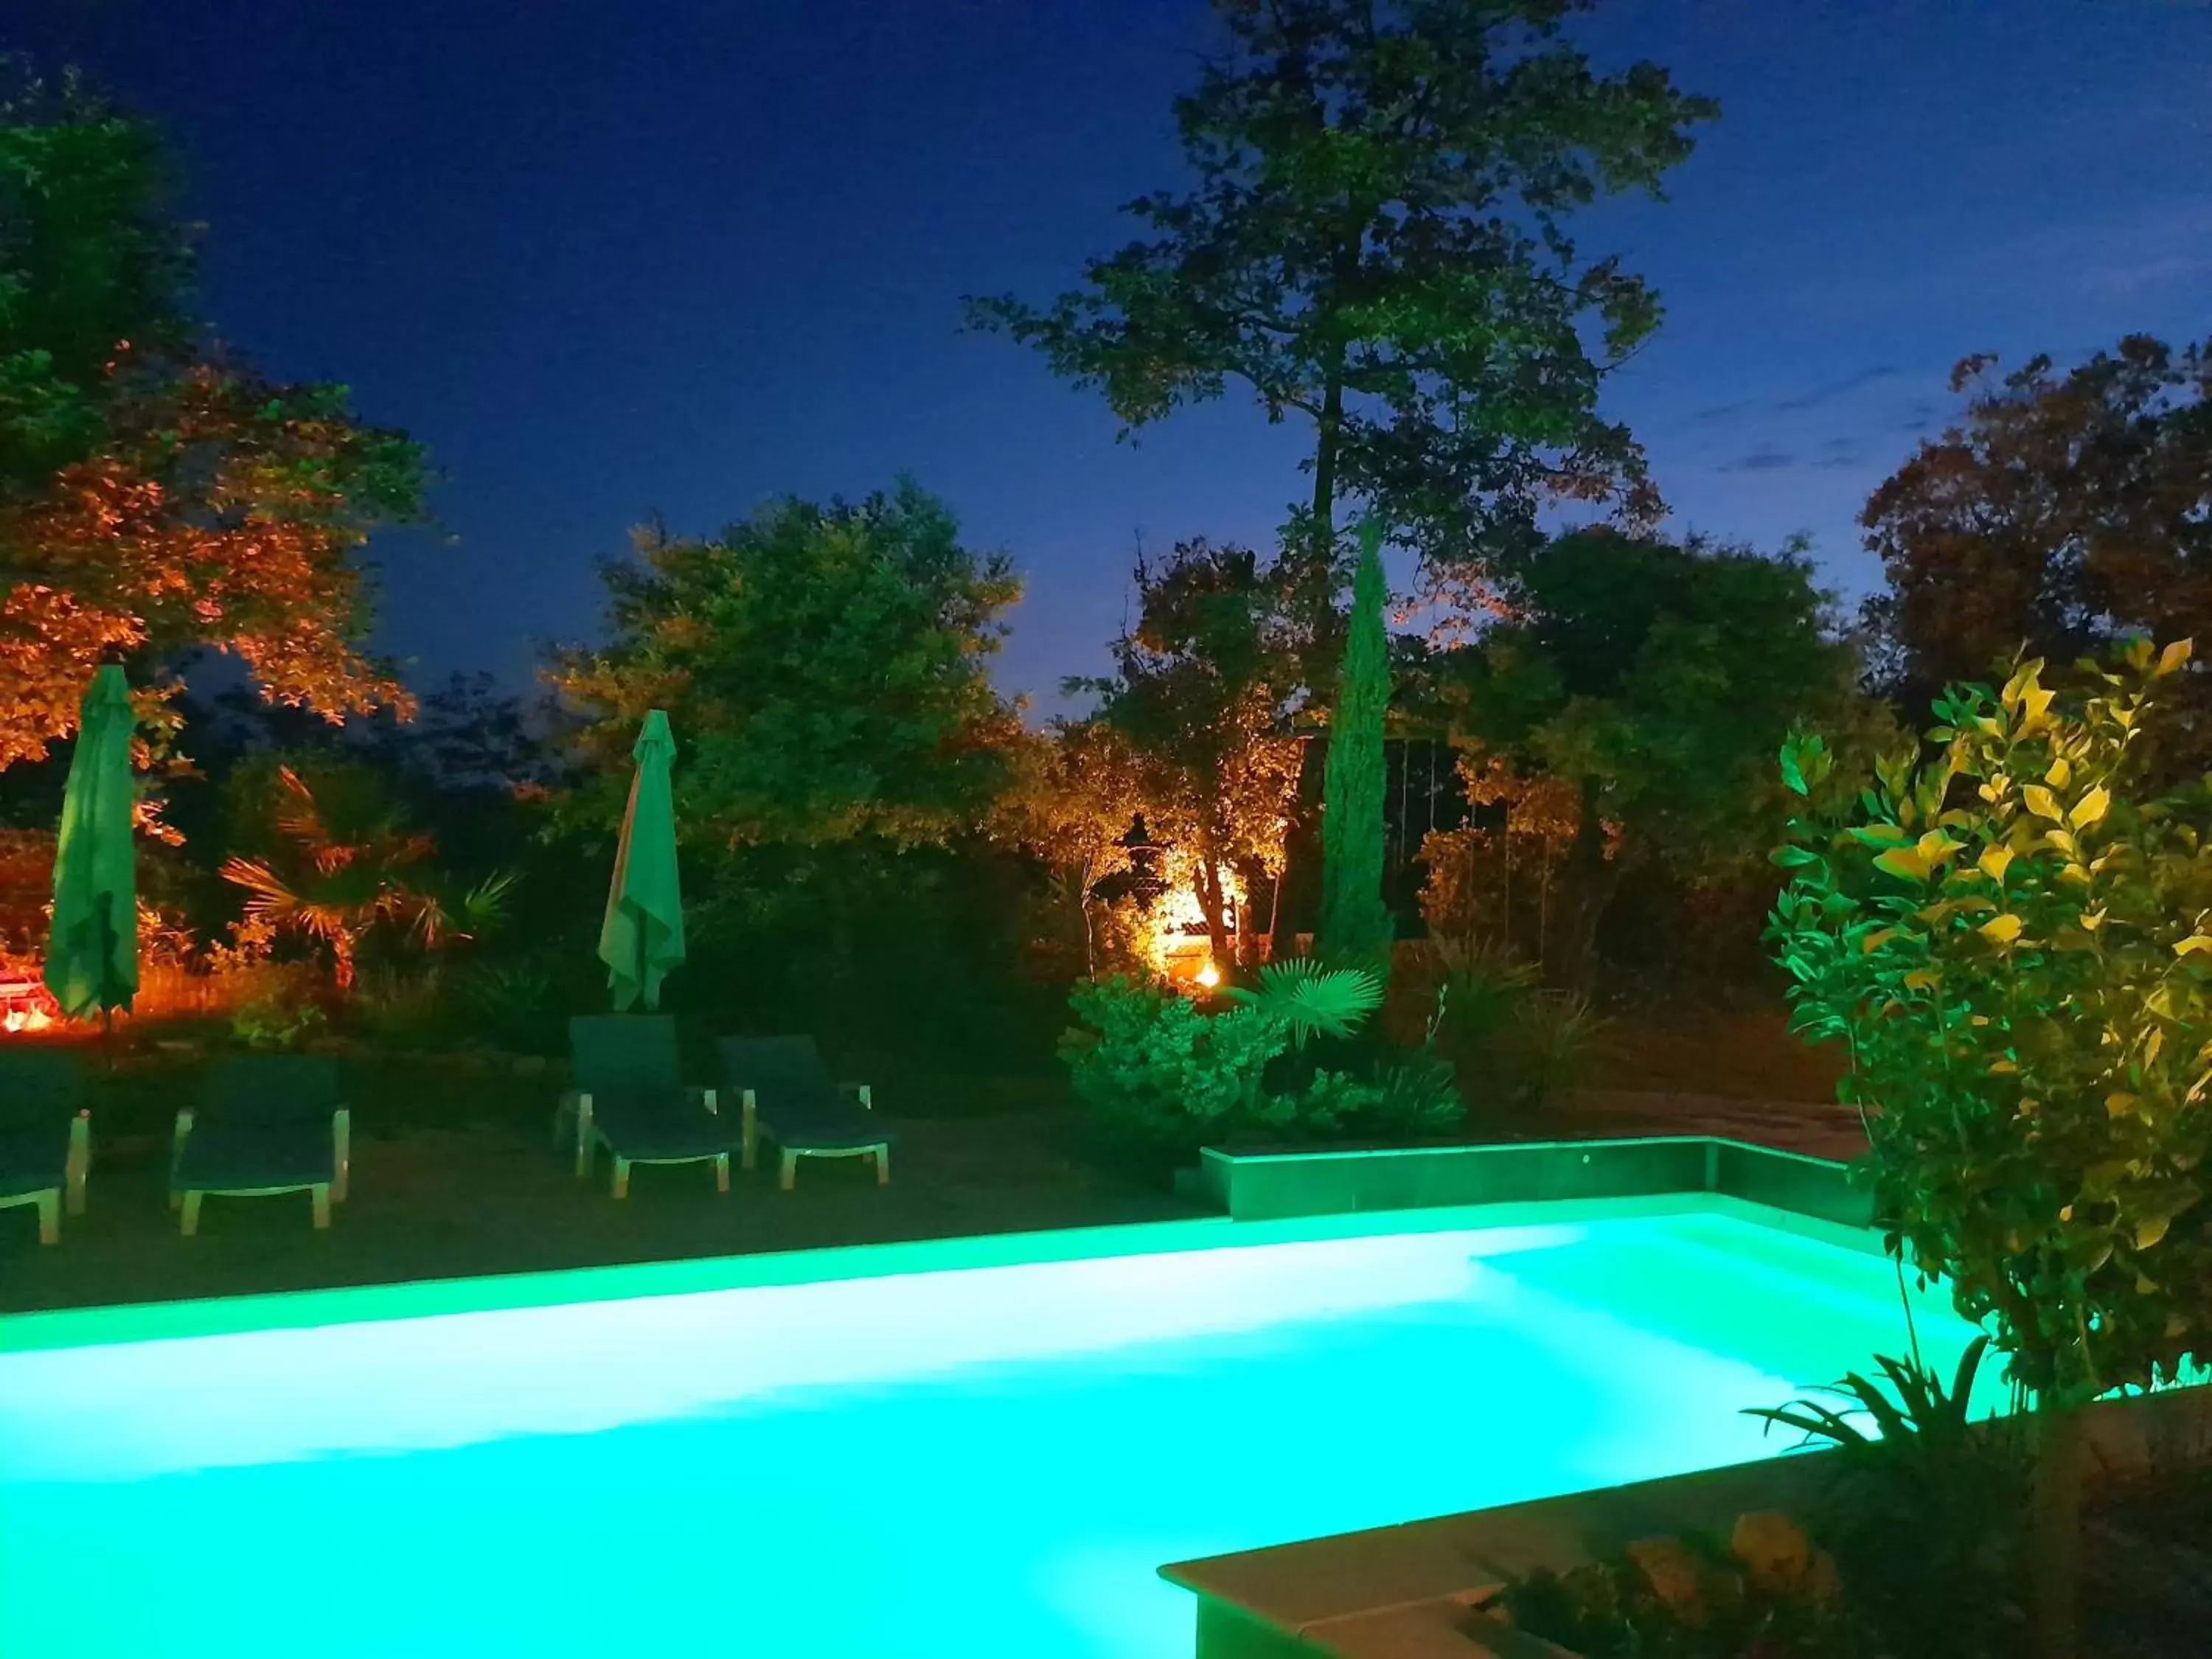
left=1196, top=962, right=1221, bottom=989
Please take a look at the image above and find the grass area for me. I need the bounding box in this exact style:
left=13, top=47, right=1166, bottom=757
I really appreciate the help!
left=1, top=1056, right=1194, bottom=1315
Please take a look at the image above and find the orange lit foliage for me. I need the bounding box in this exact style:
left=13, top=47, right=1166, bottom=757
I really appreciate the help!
left=1074, top=539, right=1306, bottom=971
left=0, top=69, right=425, bottom=771
left=1419, top=748, right=1613, bottom=966
left=0, top=367, right=425, bottom=767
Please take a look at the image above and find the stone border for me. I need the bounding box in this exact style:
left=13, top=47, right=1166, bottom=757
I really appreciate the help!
left=1162, top=1374, right=2212, bottom=1658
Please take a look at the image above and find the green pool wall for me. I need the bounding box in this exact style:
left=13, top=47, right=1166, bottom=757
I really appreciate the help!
left=1200, top=1135, right=1868, bottom=1228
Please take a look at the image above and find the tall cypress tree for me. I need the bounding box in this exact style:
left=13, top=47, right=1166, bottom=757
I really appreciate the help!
left=1318, top=519, right=1393, bottom=969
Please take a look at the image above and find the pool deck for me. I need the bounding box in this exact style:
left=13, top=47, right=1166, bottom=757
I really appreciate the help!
left=0, top=1090, right=1864, bottom=1315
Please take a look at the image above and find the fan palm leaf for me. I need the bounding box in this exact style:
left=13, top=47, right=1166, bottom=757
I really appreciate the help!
left=1222, top=958, right=1384, bottom=1046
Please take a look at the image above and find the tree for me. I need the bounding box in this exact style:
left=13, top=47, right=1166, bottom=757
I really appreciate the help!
left=1769, top=641, right=2212, bottom=1659
left=0, top=65, right=428, bottom=768
left=1433, top=529, right=1850, bottom=988
left=969, top=0, right=1714, bottom=594
left=1074, top=537, right=1307, bottom=971
left=551, top=481, right=1023, bottom=848
left=1318, top=518, right=1394, bottom=966
left=1862, top=335, right=2212, bottom=773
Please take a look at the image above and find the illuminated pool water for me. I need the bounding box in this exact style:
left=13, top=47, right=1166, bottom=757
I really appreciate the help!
left=0, top=1199, right=1972, bottom=1659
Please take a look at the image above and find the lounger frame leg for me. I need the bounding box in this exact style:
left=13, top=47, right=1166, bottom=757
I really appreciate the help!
left=311, top=1184, right=332, bottom=1230
left=715, top=1152, right=730, bottom=1193
left=611, top=1157, right=630, bottom=1200
left=35, top=1190, right=58, bottom=1245
left=741, top=1091, right=758, bottom=1172
left=574, top=1094, right=595, bottom=1178
left=332, top=1109, right=352, bottom=1204
left=874, top=1144, right=890, bottom=1186
left=66, top=1110, right=89, bottom=1217
left=779, top=1148, right=797, bottom=1192
left=181, top=1191, right=204, bottom=1237
left=170, top=1109, right=195, bottom=1208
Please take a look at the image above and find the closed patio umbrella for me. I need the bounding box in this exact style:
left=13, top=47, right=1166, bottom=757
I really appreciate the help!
left=44, top=664, right=138, bottom=1021
left=597, top=709, right=685, bottom=1011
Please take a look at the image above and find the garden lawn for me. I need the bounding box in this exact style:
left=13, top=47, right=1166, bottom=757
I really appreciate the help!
left=0, top=1047, right=1202, bottom=1314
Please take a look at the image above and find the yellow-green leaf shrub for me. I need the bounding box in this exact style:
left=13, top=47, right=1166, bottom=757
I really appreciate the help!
left=1769, top=641, right=2212, bottom=1406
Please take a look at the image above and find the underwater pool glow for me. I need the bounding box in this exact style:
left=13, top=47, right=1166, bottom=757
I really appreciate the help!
left=0, top=1200, right=1974, bottom=1659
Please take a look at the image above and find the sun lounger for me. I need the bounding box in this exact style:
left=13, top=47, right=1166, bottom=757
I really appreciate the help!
left=0, top=1049, right=90, bottom=1245
left=717, top=1035, right=892, bottom=1191
left=172, top=1054, right=349, bottom=1236
left=560, top=1015, right=740, bottom=1198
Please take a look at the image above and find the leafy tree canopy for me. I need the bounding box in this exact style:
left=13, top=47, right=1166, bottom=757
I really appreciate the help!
left=552, top=481, right=1024, bottom=849
left=1430, top=529, right=1854, bottom=982
left=1863, top=335, right=2212, bottom=772
left=1442, top=530, right=1852, bottom=854
left=1071, top=537, right=1308, bottom=961
left=970, top=0, right=1715, bottom=586
left=0, top=63, right=428, bottom=768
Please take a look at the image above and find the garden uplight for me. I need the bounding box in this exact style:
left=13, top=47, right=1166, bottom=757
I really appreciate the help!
left=1196, top=962, right=1220, bottom=989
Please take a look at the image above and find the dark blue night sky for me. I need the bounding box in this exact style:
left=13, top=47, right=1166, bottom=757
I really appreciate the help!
left=13, top=1, right=2210, bottom=711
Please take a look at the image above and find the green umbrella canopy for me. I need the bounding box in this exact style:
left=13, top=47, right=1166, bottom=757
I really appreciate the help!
left=597, top=709, right=686, bottom=1012
left=44, top=664, right=139, bottom=1019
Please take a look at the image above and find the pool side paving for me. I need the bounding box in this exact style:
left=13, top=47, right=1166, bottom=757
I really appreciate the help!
left=0, top=1135, right=1871, bottom=1351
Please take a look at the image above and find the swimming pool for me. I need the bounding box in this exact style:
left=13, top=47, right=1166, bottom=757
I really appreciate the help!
left=0, top=1197, right=1973, bottom=1659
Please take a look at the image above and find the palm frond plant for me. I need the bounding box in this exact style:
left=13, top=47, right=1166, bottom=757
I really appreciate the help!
left=220, top=765, right=513, bottom=990
left=1501, top=990, right=1610, bottom=1111
left=1220, top=957, right=1385, bottom=1048
left=1747, top=1338, right=2027, bottom=1659
left=1427, top=935, right=1537, bottom=1051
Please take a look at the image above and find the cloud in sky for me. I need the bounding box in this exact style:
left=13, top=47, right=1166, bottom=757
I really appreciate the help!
left=1721, top=449, right=1795, bottom=473
left=1683, top=365, right=1913, bottom=434
left=1775, top=365, right=1902, bottom=411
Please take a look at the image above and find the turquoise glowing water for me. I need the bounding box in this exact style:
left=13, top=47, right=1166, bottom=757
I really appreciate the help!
left=0, top=1201, right=1973, bottom=1659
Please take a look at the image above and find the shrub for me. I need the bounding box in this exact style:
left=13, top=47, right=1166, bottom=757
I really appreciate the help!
left=1425, top=942, right=1608, bottom=1113
left=1768, top=640, right=2212, bottom=1657
left=1478, top=1511, right=1855, bottom=1658
left=1428, top=937, right=1537, bottom=1054
left=1061, top=961, right=1460, bottom=1165
left=352, top=963, right=451, bottom=1049
left=1299, top=1057, right=1464, bottom=1143
left=1496, top=990, right=1611, bottom=1111
left=460, top=957, right=568, bottom=1054
left=1060, top=975, right=1282, bottom=1164
left=230, top=992, right=326, bottom=1051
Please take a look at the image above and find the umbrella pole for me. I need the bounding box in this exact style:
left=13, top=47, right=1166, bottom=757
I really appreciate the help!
left=99, top=909, right=116, bottom=1071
